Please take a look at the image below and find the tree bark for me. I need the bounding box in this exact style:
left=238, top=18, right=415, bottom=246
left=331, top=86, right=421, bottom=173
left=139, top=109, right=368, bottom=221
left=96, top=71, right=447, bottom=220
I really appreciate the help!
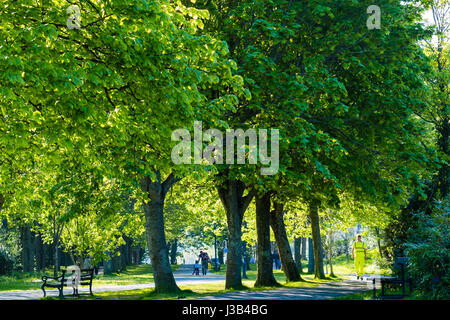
left=54, top=243, right=59, bottom=277
left=374, top=227, right=383, bottom=259
left=437, top=92, right=448, bottom=199
left=0, top=193, right=4, bottom=210
left=308, top=200, right=325, bottom=279
left=254, top=193, right=278, bottom=287
left=294, top=237, right=303, bottom=273
left=169, top=239, right=178, bottom=265
left=301, top=237, right=306, bottom=261
left=327, top=230, right=335, bottom=277
left=307, top=237, right=314, bottom=273
left=270, top=203, right=302, bottom=282
left=218, top=248, right=224, bottom=265
left=21, top=226, right=36, bottom=273
left=141, top=172, right=181, bottom=293
left=244, top=247, right=251, bottom=271
left=217, top=177, right=254, bottom=289
left=35, top=233, right=44, bottom=272
left=120, top=244, right=127, bottom=270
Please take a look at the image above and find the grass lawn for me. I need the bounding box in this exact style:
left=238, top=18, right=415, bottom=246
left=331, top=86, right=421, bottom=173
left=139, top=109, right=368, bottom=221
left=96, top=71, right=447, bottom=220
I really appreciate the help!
left=333, top=289, right=423, bottom=300
left=0, top=264, right=180, bottom=292
left=0, top=271, right=46, bottom=292
left=93, top=264, right=180, bottom=286
left=330, top=249, right=391, bottom=276
left=2, top=250, right=391, bottom=298
left=43, top=264, right=343, bottom=300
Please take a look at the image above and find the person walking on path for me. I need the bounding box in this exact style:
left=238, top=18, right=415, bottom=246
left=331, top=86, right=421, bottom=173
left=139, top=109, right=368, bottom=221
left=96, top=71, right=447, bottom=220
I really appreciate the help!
left=193, top=260, right=200, bottom=276
left=199, top=251, right=210, bottom=275
left=352, top=234, right=367, bottom=280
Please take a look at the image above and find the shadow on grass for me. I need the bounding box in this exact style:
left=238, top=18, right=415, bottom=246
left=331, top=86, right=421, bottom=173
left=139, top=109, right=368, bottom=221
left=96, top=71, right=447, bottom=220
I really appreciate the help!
left=39, top=265, right=344, bottom=300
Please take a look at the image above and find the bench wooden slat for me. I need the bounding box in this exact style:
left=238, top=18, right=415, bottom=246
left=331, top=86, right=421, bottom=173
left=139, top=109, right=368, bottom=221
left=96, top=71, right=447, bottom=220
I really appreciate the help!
left=42, top=268, right=95, bottom=298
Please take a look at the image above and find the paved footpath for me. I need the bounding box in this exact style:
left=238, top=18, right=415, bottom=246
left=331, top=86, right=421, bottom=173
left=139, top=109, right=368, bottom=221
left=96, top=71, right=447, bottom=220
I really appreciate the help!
left=0, top=264, right=225, bottom=300
left=0, top=265, right=372, bottom=300
left=196, top=279, right=371, bottom=300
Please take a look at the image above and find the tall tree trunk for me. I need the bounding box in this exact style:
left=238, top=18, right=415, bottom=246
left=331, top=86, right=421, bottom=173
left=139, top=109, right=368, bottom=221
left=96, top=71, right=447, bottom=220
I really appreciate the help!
left=127, top=238, right=133, bottom=265
left=301, top=237, right=307, bottom=262
left=307, top=237, right=314, bottom=273
left=139, top=247, right=145, bottom=264
left=244, top=244, right=251, bottom=271
left=294, top=237, right=303, bottom=273
left=218, top=247, right=224, bottom=265
left=437, top=108, right=448, bottom=199
left=270, top=203, right=302, bottom=282
left=374, top=227, right=383, bottom=259
left=217, top=177, right=254, bottom=289
left=43, top=241, right=51, bottom=270
left=0, top=193, right=4, bottom=210
left=21, top=226, right=35, bottom=273
left=120, top=244, right=128, bottom=269
left=35, top=233, right=44, bottom=272
left=169, top=240, right=178, bottom=265
left=77, top=254, right=84, bottom=269
left=54, top=243, right=59, bottom=277
left=254, top=193, right=278, bottom=287
left=308, top=200, right=325, bottom=279
left=131, top=247, right=137, bottom=265
left=141, top=172, right=181, bottom=293
left=327, top=230, right=335, bottom=277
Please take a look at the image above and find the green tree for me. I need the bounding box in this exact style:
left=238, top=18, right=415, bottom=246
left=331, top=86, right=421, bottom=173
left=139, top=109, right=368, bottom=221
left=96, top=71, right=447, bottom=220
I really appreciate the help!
left=405, top=199, right=449, bottom=299
left=420, top=0, right=449, bottom=200
left=0, top=0, right=244, bottom=293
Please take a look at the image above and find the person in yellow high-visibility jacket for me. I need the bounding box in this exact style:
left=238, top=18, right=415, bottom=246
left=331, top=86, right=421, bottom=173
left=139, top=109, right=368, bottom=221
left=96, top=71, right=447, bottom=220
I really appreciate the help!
left=352, top=234, right=367, bottom=280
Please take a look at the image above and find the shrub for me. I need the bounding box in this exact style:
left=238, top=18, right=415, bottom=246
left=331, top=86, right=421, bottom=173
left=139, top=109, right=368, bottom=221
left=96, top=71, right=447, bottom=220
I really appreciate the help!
left=0, top=247, right=15, bottom=275
left=373, top=254, right=391, bottom=272
left=405, top=200, right=449, bottom=299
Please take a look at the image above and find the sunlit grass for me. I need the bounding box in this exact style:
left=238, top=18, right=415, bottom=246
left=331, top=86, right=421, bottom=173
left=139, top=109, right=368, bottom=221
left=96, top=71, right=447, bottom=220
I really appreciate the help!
left=4, top=252, right=384, bottom=295
left=55, top=265, right=344, bottom=300
left=0, top=264, right=180, bottom=292
left=0, top=271, right=46, bottom=292
left=92, top=264, right=179, bottom=286
left=333, top=289, right=422, bottom=300
left=331, top=249, right=391, bottom=276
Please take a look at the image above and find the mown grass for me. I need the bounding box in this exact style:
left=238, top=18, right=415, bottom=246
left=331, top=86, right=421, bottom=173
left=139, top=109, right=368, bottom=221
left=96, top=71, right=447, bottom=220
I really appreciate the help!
left=0, top=264, right=180, bottom=292
left=331, top=249, right=391, bottom=276
left=333, top=288, right=423, bottom=300
left=0, top=271, right=47, bottom=292
left=45, top=264, right=343, bottom=300
left=3, top=250, right=390, bottom=297
left=92, top=264, right=180, bottom=286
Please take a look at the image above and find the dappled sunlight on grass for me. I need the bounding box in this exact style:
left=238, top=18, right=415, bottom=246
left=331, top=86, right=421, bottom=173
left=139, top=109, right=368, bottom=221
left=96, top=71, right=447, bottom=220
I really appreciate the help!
left=93, top=264, right=180, bottom=286
left=0, top=270, right=53, bottom=292
left=1, top=264, right=180, bottom=292
left=67, top=265, right=344, bottom=300
left=6, top=256, right=377, bottom=298
left=331, top=250, right=391, bottom=276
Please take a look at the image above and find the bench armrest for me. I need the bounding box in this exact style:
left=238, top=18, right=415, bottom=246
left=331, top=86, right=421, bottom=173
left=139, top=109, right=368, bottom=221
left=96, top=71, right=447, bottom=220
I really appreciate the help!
left=42, top=275, right=62, bottom=282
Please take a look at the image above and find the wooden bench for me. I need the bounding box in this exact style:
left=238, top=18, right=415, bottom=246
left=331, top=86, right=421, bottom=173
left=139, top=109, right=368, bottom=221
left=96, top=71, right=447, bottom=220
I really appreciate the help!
left=41, top=268, right=94, bottom=298
left=75, top=268, right=95, bottom=296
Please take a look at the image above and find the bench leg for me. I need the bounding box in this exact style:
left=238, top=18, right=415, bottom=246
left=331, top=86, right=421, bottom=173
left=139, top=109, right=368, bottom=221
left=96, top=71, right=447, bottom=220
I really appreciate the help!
left=401, top=280, right=405, bottom=297
left=42, top=285, right=46, bottom=298
left=373, top=279, right=376, bottom=299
